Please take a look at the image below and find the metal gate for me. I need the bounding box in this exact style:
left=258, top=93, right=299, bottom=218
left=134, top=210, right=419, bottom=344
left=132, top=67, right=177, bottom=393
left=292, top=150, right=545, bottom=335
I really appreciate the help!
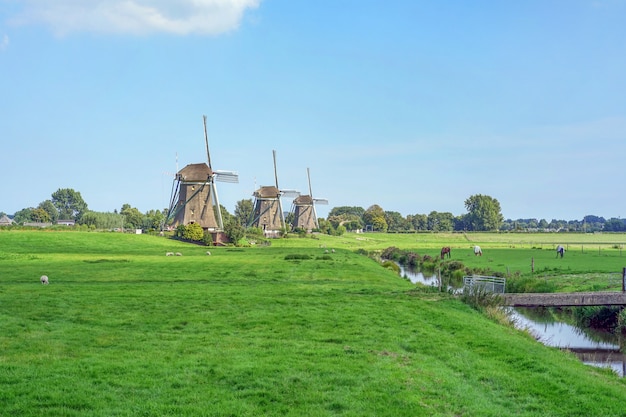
left=463, top=275, right=506, bottom=294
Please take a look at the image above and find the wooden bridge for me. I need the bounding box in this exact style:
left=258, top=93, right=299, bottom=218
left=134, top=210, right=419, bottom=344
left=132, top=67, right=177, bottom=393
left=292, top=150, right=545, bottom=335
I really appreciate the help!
left=503, top=292, right=626, bottom=307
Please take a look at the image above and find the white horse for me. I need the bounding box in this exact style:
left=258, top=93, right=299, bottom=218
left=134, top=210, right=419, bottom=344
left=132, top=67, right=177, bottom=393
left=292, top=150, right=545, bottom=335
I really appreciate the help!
left=556, top=245, right=565, bottom=258
left=473, top=246, right=482, bottom=256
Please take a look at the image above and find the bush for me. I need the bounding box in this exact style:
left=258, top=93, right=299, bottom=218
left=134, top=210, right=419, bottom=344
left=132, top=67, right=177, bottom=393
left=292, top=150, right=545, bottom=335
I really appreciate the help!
left=183, top=223, right=204, bottom=242
left=224, top=221, right=245, bottom=244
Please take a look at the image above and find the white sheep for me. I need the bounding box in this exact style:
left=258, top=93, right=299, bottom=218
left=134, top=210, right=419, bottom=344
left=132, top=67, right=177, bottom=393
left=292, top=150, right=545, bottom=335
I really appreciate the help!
left=40, top=275, right=49, bottom=285
left=166, top=252, right=174, bottom=256
left=206, top=251, right=211, bottom=256
left=175, top=252, right=182, bottom=256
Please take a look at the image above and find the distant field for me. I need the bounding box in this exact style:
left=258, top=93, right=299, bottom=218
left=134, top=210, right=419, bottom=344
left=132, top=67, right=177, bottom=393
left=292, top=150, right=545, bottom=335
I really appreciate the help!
left=2, top=230, right=626, bottom=416
left=276, top=232, right=626, bottom=286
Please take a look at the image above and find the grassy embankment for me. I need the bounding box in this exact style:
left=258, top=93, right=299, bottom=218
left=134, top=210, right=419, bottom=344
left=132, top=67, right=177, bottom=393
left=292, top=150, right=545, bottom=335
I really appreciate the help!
left=1, top=230, right=626, bottom=416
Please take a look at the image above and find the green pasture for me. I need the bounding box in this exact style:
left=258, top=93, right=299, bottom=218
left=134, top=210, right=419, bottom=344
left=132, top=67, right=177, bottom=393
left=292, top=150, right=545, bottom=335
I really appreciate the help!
left=278, top=232, right=626, bottom=291
left=2, top=230, right=626, bottom=416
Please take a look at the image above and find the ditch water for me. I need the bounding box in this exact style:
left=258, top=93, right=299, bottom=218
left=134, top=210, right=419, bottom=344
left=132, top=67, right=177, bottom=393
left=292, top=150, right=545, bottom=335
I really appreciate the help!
left=510, top=308, right=625, bottom=376
left=398, top=265, right=440, bottom=286
left=398, top=264, right=626, bottom=376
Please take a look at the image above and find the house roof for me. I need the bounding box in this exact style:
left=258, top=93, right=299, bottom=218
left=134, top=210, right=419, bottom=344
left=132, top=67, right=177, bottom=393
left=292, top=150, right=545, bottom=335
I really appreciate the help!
left=0, top=214, right=14, bottom=225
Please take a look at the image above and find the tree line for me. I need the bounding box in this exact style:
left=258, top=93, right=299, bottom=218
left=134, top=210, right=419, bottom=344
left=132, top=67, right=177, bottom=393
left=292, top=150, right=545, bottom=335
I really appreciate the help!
left=2, top=189, right=625, bottom=234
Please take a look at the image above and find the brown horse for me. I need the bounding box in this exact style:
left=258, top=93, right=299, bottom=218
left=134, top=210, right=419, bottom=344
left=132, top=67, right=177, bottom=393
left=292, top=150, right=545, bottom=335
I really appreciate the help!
left=440, top=246, right=451, bottom=259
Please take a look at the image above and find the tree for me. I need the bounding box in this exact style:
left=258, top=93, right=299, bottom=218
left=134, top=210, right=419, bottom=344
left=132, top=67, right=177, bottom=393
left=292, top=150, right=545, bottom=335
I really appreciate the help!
left=363, top=205, right=388, bottom=232
left=234, top=199, right=254, bottom=226
left=38, top=200, right=59, bottom=223
left=120, top=204, right=144, bottom=230
left=407, top=214, right=428, bottom=231
left=328, top=206, right=365, bottom=219
left=214, top=204, right=234, bottom=227
left=464, top=194, right=503, bottom=231
left=51, top=188, right=88, bottom=220
left=13, top=207, right=34, bottom=224
left=330, top=214, right=363, bottom=230
left=143, top=209, right=165, bottom=231
left=427, top=211, right=454, bottom=232
left=31, top=208, right=51, bottom=223
left=223, top=219, right=245, bottom=244
left=384, top=211, right=408, bottom=232
left=604, top=218, right=626, bottom=232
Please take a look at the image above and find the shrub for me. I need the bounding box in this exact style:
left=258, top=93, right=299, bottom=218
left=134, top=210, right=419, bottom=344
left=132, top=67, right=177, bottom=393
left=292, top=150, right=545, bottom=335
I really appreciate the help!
left=183, top=223, right=204, bottom=242
left=381, top=260, right=400, bottom=273
left=224, top=221, right=245, bottom=244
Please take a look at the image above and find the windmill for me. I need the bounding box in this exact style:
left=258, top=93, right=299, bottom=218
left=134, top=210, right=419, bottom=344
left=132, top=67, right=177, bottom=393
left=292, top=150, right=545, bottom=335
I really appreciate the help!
left=249, top=150, right=299, bottom=236
left=165, top=116, right=238, bottom=234
left=291, top=168, right=328, bottom=231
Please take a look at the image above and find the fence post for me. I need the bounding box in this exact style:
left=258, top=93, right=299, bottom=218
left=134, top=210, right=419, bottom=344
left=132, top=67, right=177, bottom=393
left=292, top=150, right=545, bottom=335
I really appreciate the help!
left=623, top=267, right=626, bottom=293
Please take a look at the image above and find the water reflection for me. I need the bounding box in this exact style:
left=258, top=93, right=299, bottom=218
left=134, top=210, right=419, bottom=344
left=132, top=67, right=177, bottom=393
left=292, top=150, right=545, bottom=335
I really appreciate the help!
left=398, top=264, right=439, bottom=286
left=510, top=308, right=625, bottom=376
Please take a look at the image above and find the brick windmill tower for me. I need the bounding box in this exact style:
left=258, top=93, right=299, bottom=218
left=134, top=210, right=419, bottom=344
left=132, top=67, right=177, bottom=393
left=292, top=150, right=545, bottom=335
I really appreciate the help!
left=166, top=116, right=238, bottom=242
left=249, top=150, right=299, bottom=237
left=291, top=168, right=327, bottom=232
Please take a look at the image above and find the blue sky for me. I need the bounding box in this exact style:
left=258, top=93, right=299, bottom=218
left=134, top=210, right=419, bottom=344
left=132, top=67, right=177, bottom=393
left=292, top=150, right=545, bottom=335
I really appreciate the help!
left=1, top=1, right=625, bottom=221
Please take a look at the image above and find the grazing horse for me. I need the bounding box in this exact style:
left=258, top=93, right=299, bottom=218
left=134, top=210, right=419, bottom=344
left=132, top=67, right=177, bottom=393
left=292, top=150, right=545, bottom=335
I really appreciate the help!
left=474, top=245, right=482, bottom=256
left=440, top=246, right=451, bottom=259
left=556, top=245, right=565, bottom=258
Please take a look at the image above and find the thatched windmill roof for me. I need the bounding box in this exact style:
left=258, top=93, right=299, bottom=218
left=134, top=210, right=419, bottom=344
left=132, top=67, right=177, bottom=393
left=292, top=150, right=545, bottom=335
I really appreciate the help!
left=178, top=163, right=213, bottom=181
left=253, top=186, right=280, bottom=199
left=294, top=195, right=314, bottom=205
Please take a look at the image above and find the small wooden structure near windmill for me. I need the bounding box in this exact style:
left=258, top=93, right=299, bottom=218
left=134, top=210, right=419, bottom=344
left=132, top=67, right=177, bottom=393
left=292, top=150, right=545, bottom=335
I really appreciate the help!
left=249, top=150, right=299, bottom=237
left=165, top=116, right=238, bottom=244
left=291, top=168, right=328, bottom=232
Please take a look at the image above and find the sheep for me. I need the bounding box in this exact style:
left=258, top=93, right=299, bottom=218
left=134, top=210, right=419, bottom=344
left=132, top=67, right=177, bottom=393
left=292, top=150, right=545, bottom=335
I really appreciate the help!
left=331, top=249, right=335, bottom=253
left=206, top=251, right=211, bottom=256
left=175, top=252, right=182, bottom=256
left=40, top=275, right=49, bottom=285
left=166, top=252, right=174, bottom=256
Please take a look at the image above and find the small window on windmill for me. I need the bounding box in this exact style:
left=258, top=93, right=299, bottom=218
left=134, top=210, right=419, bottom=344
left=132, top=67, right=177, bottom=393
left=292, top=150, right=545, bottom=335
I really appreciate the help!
left=192, top=186, right=195, bottom=191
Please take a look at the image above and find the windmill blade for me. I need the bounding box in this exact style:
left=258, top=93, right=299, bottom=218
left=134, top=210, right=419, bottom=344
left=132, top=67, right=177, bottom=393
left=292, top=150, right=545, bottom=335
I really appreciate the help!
left=281, top=189, right=300, bottom=198
left=313, top=198, right=329, bottom=205
left=272, top=149, right=279, bottom=189
left=203, top=115, right=212, bottom=170
left=214, top=170, right=239, bottom=183
left=307, top=167, right=313, bottom=197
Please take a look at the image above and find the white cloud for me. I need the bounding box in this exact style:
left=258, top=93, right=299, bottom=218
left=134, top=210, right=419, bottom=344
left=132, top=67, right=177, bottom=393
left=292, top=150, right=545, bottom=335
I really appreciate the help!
left=10, top=0, right=261, bottom=36
left=0, top=34, right=8, bottom=50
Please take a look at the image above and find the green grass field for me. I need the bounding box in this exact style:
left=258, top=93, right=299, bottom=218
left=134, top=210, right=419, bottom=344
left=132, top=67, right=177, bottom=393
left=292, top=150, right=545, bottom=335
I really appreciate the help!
left=2, top=230, right=626, bottom=416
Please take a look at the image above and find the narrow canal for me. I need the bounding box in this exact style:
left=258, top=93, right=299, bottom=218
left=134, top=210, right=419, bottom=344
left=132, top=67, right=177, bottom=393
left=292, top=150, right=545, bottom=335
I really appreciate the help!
left=399, top=265, right=626, bottom=376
